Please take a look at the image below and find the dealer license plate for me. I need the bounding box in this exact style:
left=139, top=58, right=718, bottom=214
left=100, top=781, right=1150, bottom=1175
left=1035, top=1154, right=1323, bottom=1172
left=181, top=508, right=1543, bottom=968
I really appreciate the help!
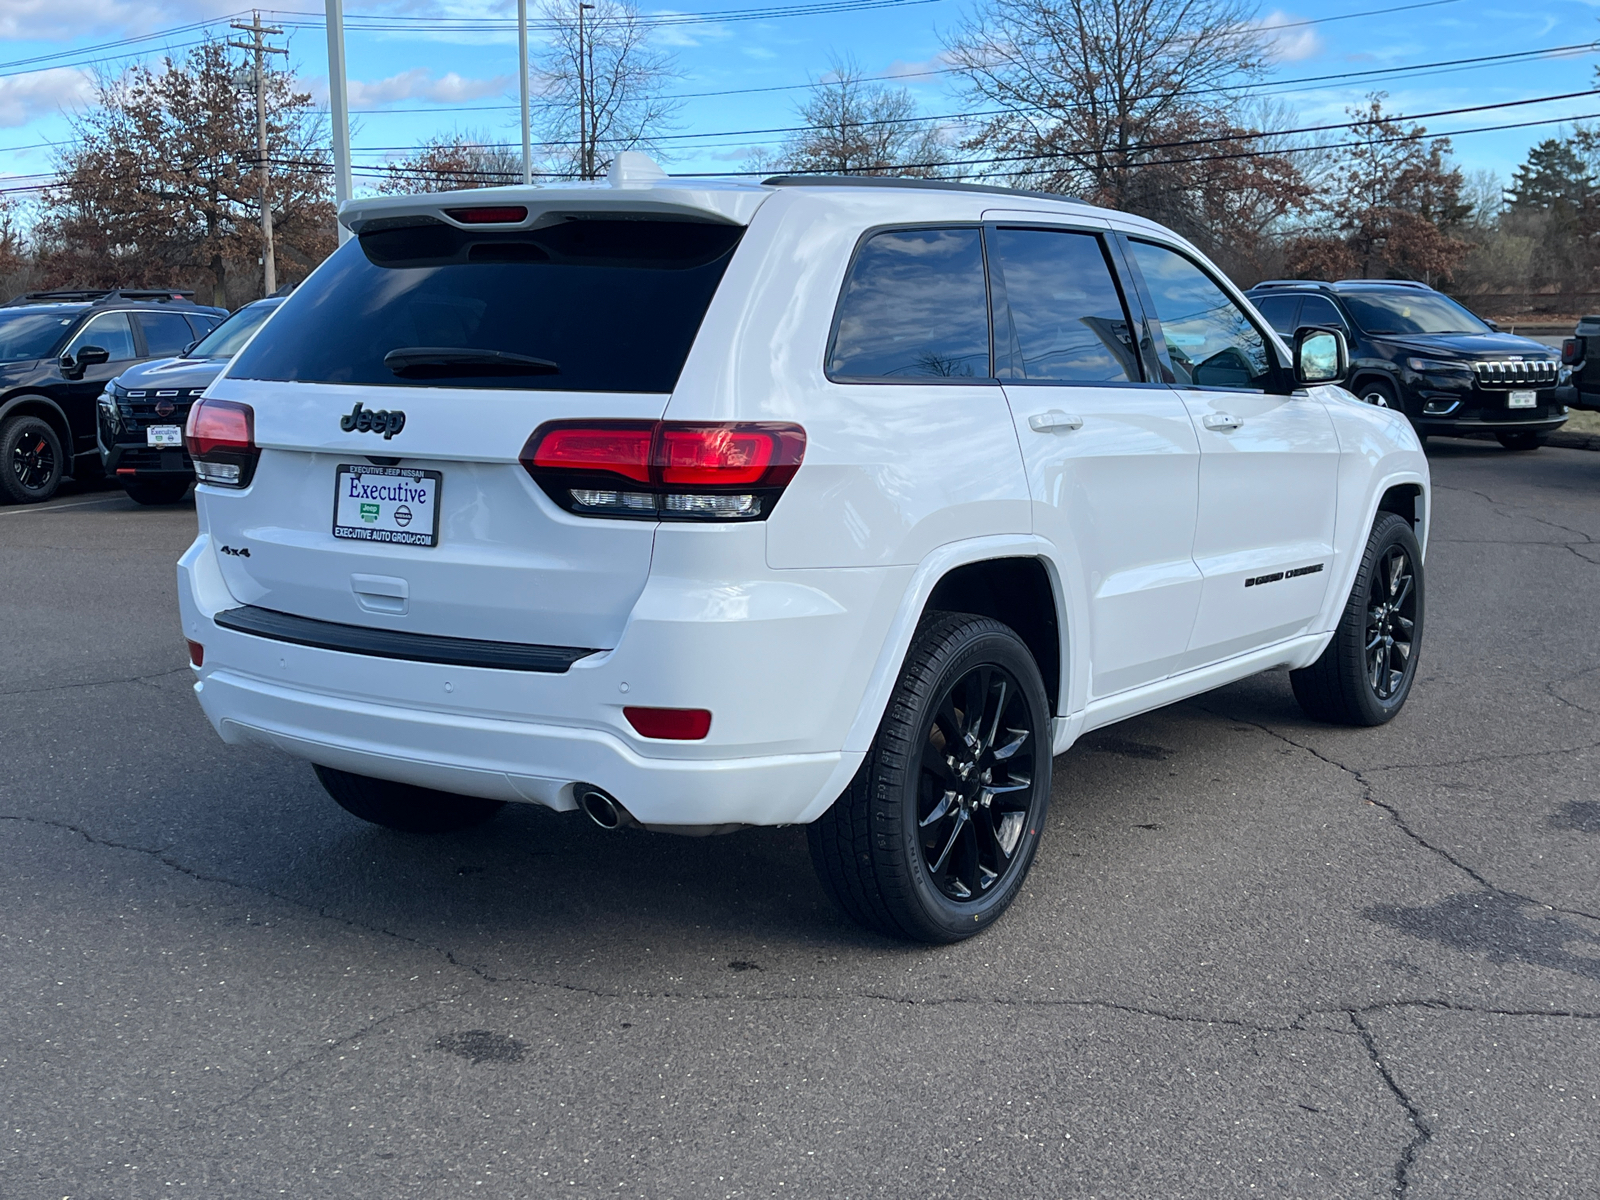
left=147, top=424, right=183, bottom=447
left=1508, top=390, right=1538, bottom=408
left=332, top=464, right=442, bottom=548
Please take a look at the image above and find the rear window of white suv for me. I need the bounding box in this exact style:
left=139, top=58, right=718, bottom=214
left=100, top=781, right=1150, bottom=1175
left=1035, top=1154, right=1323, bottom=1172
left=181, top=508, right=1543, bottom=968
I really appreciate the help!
left=228, top=217, right=744, bottom=393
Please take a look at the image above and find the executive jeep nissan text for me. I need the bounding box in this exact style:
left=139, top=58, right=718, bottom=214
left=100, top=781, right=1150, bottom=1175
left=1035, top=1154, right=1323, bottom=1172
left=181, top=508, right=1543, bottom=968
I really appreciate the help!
left=178, top=157, right=1429, bottom=942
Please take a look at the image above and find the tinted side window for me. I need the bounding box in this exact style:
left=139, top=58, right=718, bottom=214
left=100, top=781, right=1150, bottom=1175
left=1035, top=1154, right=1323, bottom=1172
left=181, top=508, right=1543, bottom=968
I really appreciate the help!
left=1129, top=241, right=1272, bottom=390
left=136, top=311, right=197, bottom=356
left=990, top=228, right=1138, bottom=383
left=231, top=219, right=743, bottom=392
left=65, top=312, right=137, bottom=362
left=1252, top=293, right=1299, bottom=335
left=1297, top=295, right=1347, bottom=332
left=828, top=228, right=990, bottom=381
left=185, top=313, right=223, bottom=338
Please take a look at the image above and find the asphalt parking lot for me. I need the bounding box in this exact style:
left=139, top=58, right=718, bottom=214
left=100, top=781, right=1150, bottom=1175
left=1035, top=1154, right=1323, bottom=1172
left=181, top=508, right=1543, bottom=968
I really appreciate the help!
left=3, top=442, right=1598, bottom=1199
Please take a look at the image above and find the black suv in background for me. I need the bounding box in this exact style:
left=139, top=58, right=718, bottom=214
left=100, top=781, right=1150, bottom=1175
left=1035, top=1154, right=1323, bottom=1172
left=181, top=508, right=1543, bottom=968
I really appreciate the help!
left=1246, top=279, right=1568, bottom=450
left=0, top=289, right=227, bottom=503
left=98, top=297, right=284, bottom=504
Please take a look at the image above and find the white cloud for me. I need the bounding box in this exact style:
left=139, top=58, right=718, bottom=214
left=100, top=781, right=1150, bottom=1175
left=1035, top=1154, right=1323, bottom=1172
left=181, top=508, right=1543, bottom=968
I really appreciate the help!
left=1257, top=11, right=1323, bottom=64
left=883, top=54, right=950, bottom=80
left=0, top=0, right=241, bottom=42
left=310, top=68, right=513, bottom=107
left=0, top=67, right=95, bottom=129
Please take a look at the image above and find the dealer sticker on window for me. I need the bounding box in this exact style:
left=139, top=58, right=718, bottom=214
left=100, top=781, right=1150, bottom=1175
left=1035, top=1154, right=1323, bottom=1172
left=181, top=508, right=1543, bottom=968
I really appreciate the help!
left=332, top=464, right=442, bottom=547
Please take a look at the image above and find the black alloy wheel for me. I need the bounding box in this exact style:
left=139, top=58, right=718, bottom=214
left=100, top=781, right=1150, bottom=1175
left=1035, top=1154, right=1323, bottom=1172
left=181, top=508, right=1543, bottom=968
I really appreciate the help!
left=1291, top=512, right=1425, bottom=726
left=808, top=612, right=1052, bottom=942
left=916, top=662, right=1037, bottom=902
left=1364, top=543, right=1418, bottom=702
left=0, top=414, right=64, bottom=504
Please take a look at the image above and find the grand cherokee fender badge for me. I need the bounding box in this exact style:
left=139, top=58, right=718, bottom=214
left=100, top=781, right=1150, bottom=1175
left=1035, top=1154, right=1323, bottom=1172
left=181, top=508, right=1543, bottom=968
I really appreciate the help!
left=1245, top=562, right=1324, bottom=588
left=340, top=401, right=406, bottom=439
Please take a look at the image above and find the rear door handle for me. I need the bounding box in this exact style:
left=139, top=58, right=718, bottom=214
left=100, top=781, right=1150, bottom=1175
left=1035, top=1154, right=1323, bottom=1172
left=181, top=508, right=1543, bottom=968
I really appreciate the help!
left=1028, top=410, right=1084, bottom=433
left=1203, top=413, right=1244, bottom=431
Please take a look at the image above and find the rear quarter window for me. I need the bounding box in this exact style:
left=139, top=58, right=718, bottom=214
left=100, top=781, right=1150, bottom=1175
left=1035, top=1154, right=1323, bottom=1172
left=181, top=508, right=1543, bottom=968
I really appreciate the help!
left=827, top=227, right=991, bottom=381
left=228, top=218, right=744, bottom=392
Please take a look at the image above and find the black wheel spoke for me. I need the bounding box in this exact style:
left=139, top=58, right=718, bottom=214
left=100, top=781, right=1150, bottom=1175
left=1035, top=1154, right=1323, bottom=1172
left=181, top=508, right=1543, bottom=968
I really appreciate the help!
left=914, top=657, right=1040, bottom=904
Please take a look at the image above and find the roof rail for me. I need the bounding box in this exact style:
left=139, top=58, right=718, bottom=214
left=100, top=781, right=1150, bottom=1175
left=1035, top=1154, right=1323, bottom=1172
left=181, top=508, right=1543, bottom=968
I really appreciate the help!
left=1333, top=278, right=1431, bottom=289
left=762, top=174, right=1088, bottom=205
left=3, top=288, right=199, bottom=307
left=1247, top=279, right=1333, bottom=291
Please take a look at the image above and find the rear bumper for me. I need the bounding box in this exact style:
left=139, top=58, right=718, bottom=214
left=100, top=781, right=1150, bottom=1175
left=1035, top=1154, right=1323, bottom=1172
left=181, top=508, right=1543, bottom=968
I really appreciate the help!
left=177, top=530, right=889, bottom=827
left=193, top=666, right=858, bottom=826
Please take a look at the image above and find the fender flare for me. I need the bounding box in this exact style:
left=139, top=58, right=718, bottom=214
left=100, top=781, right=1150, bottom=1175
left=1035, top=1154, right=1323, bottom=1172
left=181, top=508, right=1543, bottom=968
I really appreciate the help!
left=0, top=393, right=74, bottom=450
left=1316, top=466, right=1429, bottom=639
left=837, top=534, right=1070, bottom=757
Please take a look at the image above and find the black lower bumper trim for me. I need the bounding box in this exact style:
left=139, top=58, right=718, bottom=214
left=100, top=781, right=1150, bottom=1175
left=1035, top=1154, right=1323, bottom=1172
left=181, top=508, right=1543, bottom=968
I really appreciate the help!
left=212, top=605, right=600, bottom=673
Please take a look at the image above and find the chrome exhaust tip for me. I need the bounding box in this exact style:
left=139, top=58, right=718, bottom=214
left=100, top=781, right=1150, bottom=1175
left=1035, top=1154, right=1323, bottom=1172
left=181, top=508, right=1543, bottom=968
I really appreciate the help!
left=577, top=785, right=631, bottom=830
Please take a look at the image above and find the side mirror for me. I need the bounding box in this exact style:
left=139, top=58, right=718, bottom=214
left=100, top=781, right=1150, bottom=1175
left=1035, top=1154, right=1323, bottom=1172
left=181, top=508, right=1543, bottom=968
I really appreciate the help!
left=1293, top=326, right=1347, bottom=386
left=74, top=345, right=111, bottom=368
left=1483, top=318, right=1501, bottom=332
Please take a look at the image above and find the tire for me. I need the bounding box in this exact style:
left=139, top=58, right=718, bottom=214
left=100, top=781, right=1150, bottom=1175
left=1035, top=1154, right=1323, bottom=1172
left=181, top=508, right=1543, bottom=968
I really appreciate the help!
left=313, top=764, right=505, bottom=833
left=807, top=612, right=1053, bottom=943
left=1, top=414, right=64, bottom=504
left=1291, top=512, right=1424, bottom=726
left=1358, top=379, right=1398, bottom=410
left=123, top=478, right=191, bottom=505
left=1495, top=430, right=1546, bottom=451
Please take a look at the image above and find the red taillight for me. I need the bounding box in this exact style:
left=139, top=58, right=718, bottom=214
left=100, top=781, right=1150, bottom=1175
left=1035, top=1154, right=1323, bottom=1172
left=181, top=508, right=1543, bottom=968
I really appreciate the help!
left=530, top=423, right=655, bottom=484
left=624, top=707, right=711, bottom=740
left=185, top=398, right=259, bottom=488
left=444, top=206, right=528, bottom=225
left=1562, top=337, right=1582, bottom=365
left=186, top=639, right=204, bottom=667
left=520, top=421, right=805, bottom=521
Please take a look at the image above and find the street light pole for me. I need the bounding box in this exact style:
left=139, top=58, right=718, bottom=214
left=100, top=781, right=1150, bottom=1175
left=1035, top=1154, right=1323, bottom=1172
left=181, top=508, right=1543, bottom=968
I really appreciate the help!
left=517, top=0, right=531, bottom=186
left=576, top=0, right=587, bottom=180
left=324, top=0, right=353, bottom=242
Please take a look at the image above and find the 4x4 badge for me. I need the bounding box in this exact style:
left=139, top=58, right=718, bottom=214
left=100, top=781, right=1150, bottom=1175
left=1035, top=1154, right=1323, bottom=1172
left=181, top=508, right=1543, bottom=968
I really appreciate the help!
left=340, top=401, right=406, bottom=440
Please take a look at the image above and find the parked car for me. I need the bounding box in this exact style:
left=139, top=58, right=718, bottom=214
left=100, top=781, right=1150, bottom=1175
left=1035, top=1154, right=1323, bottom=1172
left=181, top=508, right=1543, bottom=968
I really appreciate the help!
left=1559, top=316, right=1600, bottom=412
left=1245, top=279, right=1567, bottom=450
left=97, top=297, right=284, bottom=505
left=177, top=160, right=1428, bottom=942
left=0, top=289, right=227, bottom=503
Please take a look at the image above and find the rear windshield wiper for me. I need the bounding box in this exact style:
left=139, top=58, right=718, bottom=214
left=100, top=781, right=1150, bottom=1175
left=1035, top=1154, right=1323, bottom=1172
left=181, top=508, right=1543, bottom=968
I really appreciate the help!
left=383, top=346, right=560, bottom=378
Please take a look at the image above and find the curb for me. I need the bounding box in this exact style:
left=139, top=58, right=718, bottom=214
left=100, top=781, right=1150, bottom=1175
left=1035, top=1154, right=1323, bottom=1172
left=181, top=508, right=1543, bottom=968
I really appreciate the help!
left=1548, top=430, right=1600, bottom=451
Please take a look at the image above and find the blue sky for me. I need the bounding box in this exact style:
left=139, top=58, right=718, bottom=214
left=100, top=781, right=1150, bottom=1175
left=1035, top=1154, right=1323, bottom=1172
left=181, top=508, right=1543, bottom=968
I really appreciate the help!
left=2, top=0, right=1599, bottom=204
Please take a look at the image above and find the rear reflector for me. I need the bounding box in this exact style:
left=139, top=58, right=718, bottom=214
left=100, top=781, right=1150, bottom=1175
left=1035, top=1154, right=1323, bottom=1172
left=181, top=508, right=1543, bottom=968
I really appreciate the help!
left=624, top=706, right=712, bottom=740
left=186, top=398, right=259, bottom=488
left=444, top=205, right=529, bottom=225
left=186, top=639, right=204, bottom=667
left=521, top=421, right=804, bottom=521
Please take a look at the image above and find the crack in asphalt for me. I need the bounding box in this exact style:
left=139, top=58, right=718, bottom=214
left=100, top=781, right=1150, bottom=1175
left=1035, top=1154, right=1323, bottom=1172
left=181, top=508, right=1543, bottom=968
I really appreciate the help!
left=1351, top=1011, right=1431, bottom=1199
left=1193, top=710, right=1600, bottom=927
left=0, top=665, right=190, bottom=699
left=1432, top=482, right=1597, bottom=545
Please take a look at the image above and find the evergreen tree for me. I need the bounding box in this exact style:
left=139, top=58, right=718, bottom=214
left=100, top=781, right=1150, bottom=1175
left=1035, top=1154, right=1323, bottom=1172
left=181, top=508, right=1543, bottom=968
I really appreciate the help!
left=1505, top=138, right=1593, bottom=216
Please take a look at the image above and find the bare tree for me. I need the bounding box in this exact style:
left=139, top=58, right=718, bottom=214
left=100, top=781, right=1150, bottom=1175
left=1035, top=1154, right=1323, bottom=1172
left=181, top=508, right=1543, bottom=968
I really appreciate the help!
left=37, top=40, right=332, bottom=304
left=943, top=0, right=1268, bottom=202
left=382, top=131, right=523, bottom=192
left=749, top=59, right=949, bottom=177
left=533, top=0, right=681, bottom=180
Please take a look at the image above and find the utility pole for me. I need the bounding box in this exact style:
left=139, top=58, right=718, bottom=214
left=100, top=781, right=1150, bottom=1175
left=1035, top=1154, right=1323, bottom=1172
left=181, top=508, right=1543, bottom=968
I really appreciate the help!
left=517, top=0, right=532, bottom=185
left=576, top=1, right=589, bottom=179
left=325, top=0, right=353, bottom=243
left=230, top=11, right=287, bottom=296
left=584, top=3, right=596, bottom=178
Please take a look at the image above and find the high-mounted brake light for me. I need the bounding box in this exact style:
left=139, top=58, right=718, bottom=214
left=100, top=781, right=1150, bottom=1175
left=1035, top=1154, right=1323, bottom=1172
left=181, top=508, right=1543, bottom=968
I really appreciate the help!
left=444, top=206, right=529, bottom=225
left=186, top=398, right=259, bottom=488
left=521, top=421, right=805, bottom=521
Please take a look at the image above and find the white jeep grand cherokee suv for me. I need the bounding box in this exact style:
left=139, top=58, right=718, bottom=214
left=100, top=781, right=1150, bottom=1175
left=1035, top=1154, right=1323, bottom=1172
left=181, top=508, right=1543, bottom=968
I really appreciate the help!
left=178, top=157, right=1428, bottom=943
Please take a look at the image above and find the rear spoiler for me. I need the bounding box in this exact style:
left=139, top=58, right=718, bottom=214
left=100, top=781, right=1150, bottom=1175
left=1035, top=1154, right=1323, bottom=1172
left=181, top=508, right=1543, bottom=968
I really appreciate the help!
left=339, top=153, right=772, bottom=236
